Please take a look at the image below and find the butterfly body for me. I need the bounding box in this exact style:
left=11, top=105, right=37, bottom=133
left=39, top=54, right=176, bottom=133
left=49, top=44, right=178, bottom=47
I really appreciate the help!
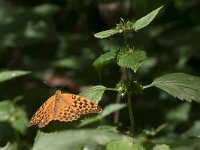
left=28, top=90, right=101, bottom=128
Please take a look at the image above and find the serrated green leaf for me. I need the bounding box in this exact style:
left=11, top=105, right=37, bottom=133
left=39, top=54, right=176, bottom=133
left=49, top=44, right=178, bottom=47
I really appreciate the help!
left=152, top=73, right=200, bottom=102
left=79, top=85, right=106, bottom=103
left=134, top=6, right=163, bottom=31
left=153, top=144, right=170, bottom=150
left=94, top=29, right=119, bottom=39
left=32, top=129, right=128, bottom=150
left=106, top=140, right=143, bottom=150
left=93, top=50, right=117, bottom=69
left=78, top=103, right=126, bottom=127
left=0, top=70, right=31, bottom=82
left=117, top=51, right=146, bottom=72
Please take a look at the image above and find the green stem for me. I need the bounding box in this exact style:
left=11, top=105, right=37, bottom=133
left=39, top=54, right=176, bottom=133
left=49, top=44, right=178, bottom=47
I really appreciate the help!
left=105, top=87, right=118, bottom=92
left=127, top=92, right=135, bottom=135
left=123, top=32, right=127, bottom=45
left=125, top=68, right=135, bottom=135
left=143, top=83, right=153, bottom=89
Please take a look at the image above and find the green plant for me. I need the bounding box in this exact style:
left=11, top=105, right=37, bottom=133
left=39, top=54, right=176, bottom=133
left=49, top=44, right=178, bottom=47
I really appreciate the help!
left=93, top=5, right=200, bottom=134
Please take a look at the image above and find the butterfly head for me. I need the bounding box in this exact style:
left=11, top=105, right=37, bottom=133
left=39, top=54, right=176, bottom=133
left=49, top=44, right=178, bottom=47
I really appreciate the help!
left=55, top=90, right=62, bottom=96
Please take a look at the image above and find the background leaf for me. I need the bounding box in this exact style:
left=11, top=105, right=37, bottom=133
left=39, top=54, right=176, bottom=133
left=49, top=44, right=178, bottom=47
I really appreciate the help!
left=79, top=85, right=106, bottom=103
left=53, top=58, right=79, bottom=69
left=33, top=4, right=59, bottom=16
left=152, top=138, right=200, bottom=150
left=0, top=142, right=18, bottom=150
left=117, top=51, right=146, bottom=72
left=153, top=144, right=170, bottom=150
left=0, top=100, right=28, bottom=134
left=134, top=6, right=163, bottom=31
left=0, top=70, right=31, bottom=82
left=181, top=120, right=200, bottom=138
left=32, top=129, right=128, bottom=150
left=152, top=73, right=200, bottom=102
left=166, top=103, right=190, bottom=122
left=106, top=140, right=143, bottom=150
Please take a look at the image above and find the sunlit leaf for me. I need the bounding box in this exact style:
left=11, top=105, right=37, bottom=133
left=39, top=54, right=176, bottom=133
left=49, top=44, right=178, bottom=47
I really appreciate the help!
left=94, top=29, right=119, bottom=39
left=79, top=85, right=106, bottom=103
left=0, top=70, right=31, bottom=82
left=106, top=140, right=143, bottom=150
left=97, top=125, right=118, bottom=132
left=93, top=50, right=117, bottom=69
left=33, top=129, right=128, bottom=150
left=78, top=103, right=126, bottom=127
left=134, top=6, right=163, bottom=31
left=117, top=51, right=146, bottom=72
left=153, top=144, right=170, bottom=150
left=152, top=73, right=200, bottom=102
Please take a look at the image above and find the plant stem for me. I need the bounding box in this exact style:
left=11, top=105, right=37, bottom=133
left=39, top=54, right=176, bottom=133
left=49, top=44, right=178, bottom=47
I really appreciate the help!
left=125, top=68, right=135, bottom=135
left=127, top=92, right=135, bottom=135
left=106, top=87, right=118, bottom=91
left=123, top=32, right=127, bottom=45
left=143, top=83, right=153, bottom=89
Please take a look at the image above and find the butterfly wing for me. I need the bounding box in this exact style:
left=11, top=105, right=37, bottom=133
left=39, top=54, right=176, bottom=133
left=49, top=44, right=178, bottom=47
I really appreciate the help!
left=28, top=95, right=55, bottom=127
left=62, top=94, right=102, bottom=115
left=28, top=91, right=102, bottom=128
left=53, top=96, right=80, bottom=122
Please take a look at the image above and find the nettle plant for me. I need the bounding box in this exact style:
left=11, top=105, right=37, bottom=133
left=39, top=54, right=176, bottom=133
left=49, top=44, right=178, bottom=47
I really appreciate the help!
left=89, top=5, right=200, bottom=135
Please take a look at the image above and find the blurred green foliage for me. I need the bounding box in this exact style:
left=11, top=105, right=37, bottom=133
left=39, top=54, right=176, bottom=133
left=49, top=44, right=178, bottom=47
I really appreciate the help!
left=0, top=0, right=200, bottom=150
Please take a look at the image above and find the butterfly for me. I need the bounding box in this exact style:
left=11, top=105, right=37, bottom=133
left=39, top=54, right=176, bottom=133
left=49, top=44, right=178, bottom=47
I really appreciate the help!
left=28, top=90, right=102, bottom=128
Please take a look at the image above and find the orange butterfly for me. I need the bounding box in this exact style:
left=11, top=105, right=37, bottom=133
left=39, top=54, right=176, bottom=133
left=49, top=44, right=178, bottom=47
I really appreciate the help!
left=28, top=90, right=102, bottom=128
